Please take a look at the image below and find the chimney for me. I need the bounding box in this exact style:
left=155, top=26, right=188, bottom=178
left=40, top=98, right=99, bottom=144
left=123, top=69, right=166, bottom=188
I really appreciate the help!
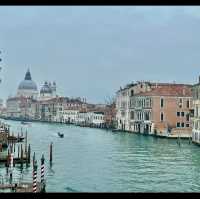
left=199, top=75, right=200, bottom=83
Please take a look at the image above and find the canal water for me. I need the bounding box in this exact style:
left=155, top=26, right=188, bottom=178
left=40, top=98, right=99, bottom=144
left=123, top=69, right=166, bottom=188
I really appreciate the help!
left=0, top=119, right=200, bottom=192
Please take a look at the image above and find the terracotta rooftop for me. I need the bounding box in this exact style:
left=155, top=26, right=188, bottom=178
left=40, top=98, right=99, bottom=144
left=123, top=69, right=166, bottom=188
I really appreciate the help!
left=116, top=81, right=192, bottom=93
left=134, top=85, right=192, bottom=97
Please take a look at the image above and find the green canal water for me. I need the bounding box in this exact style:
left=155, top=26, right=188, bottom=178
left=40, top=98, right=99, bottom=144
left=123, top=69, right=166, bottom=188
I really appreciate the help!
left=0, top=119, right=200, bottom=192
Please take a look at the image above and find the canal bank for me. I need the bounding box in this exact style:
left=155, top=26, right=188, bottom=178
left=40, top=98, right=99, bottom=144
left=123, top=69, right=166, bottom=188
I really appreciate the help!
left=0, top=119, right=200, bottom=192
left=1, top=116, right=193, bottom=141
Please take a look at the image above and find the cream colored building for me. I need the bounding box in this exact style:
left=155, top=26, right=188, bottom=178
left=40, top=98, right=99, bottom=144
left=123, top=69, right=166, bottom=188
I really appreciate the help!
left=192, top=78, right=200, bottom=144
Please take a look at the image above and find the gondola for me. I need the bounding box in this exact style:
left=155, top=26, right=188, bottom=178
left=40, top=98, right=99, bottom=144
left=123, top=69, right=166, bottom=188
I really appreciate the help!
left=58, top=132, right=64, bottom=138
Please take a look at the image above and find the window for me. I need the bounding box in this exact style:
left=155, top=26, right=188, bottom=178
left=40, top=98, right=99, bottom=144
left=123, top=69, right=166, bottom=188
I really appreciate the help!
left=177, top=122, right=180, bottom=127
left=179, top=98, right=182, bottom=108
left=187, top=100, right=190, bottom=108
left=145, top=112, right=150, bottom=120
left=186, top=114, right=189, bottom=121
left=181, top=123, right=184, bottom=127
left=131, top=90, right=134, bottom=96
left=160, top=98, right=164, bottom=108
left=160, top=112, right=164, bottom=122
left=196, top=107, right=198, bottom=117
left=177, top=112, right=180, bottom=117
left=186, top=123, right=190, bottom=127
left=130, top=111, right=134, bottom=120
left=181, top=112, right=184, bottom=117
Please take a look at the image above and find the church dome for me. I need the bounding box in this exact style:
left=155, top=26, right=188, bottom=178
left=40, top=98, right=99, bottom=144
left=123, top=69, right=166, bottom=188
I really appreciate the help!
left=18, top=69, right=37, bottom=91
left=40, top=81, right=52, bottom=94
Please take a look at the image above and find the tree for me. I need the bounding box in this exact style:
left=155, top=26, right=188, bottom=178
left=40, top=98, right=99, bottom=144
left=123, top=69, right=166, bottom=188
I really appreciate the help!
left=104, top=95, right=115, bottom=107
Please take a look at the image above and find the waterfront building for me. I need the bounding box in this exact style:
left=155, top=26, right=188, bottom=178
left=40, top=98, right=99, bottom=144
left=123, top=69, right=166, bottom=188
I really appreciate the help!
left=0, top=99, right=3, bottom=109
left=6, top=97, right=23, bottom=118
left=77, top=111, right=88, bottom=124
left=34, top=97, right=85, bottom=123
left=89, top=111, right=105, bottom=126
left=63, top=108, right=79, bottom=124
left=6, top=96, right=37, bottom=119
left=63, top=98, right=85, bottom=124
left=191, top=77, right=200, bottom=144
left=76, top=111, right=105, bottom=127
left=130, top=84, right=192, bottom=137
left=37, top=97, right=63, bottom=122
left=17, top=69, right=38, bottom=100
left=115, top=81, right=153, bottom=131
left=0, top=107, right=7, bottom=118
left=104, top=103, right=116, bottom=129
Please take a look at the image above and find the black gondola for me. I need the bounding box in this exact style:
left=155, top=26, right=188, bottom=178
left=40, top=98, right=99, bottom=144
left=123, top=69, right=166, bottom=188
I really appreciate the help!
left=58, top=132, right=64, bottom=138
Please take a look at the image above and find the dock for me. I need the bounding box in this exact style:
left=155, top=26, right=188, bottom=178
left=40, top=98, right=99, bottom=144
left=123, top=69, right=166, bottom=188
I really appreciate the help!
left=0, top=182, right=44, bottom=192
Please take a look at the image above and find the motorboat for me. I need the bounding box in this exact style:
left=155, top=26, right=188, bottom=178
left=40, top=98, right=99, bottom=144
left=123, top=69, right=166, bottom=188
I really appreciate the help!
left=58, top=132, right=64, bottom=138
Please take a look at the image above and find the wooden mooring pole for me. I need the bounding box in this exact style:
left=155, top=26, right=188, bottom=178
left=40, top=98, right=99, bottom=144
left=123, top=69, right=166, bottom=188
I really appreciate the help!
left=28, top=144, right=31, bottom=164
left=33, top=152, right=35, bottom=167
left=50, top=142, right=53, bottom=164
left=25, top=130, right=27, bottom=154
left=18, top=144, right=20, bottom=158
left=189, top=136, right=191, bottom=144
left=20, top=144, right=23, bottom=167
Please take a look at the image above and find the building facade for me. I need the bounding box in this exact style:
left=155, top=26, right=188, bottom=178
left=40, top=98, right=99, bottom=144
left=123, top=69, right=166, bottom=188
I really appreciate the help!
left=192, top=78, right=200, bottom=144
left=116, top=81, right=154, bottom=131
left=130, top=84, right=192, bottom=137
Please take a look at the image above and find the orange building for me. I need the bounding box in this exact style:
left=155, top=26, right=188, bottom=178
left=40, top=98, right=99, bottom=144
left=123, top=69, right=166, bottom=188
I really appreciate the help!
left=130, top=84, right=193, bottom=137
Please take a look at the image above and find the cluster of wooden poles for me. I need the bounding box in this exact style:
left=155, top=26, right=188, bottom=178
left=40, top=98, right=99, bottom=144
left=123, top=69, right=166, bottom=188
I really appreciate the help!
left=31, top=142, right=53, bottom=193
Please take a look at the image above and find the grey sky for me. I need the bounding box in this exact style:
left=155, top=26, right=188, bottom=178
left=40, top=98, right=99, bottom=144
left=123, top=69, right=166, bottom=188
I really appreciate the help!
left=0, top=6, right=200, bottom=104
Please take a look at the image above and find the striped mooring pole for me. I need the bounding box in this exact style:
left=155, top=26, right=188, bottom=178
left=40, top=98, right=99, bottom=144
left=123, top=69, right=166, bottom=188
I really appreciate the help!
left=41, top=154, right=45, bottom=192
left=41, top=154, right=45, bottom=183
left=33, top=160, right=37, bottom=193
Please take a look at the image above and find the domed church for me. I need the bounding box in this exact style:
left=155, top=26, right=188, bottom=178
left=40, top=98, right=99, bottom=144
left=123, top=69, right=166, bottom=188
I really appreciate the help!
left=17, top=69, right=38, bottom=99
left=39, top=81, right=56, bottom=101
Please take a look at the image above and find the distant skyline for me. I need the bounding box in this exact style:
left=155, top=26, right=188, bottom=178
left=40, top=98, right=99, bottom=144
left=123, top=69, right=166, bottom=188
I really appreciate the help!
left=0, top=6, right=200, bottom=104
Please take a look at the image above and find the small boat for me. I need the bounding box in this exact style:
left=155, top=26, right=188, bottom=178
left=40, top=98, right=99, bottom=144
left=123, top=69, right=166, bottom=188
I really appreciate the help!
left=21, top=121, right=29, bottom=125
left=8, top=135, right=24, bottom=142
left=2, top=143, right=8, bottom=148
left=58, top=132, right=64, bottom=138
left=112, top=129, right=121, bottom=133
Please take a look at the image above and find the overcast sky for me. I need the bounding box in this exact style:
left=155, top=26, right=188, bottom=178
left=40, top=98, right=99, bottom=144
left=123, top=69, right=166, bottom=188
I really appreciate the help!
left=0, top=6, right=200, bottom=104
